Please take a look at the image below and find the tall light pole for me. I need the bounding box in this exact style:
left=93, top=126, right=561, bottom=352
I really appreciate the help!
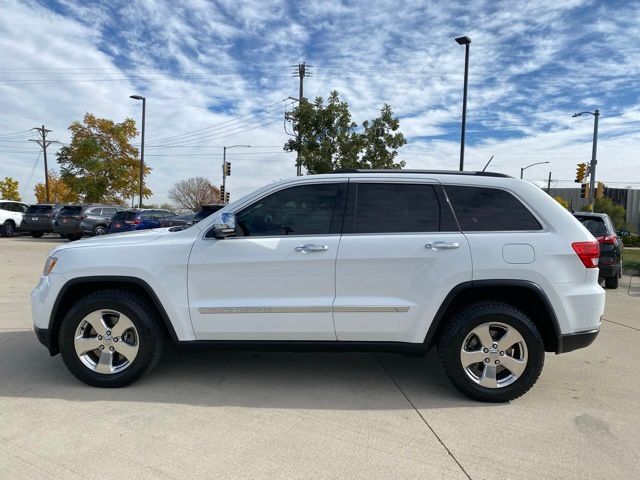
left=572, top=109, right=600, bottom=210
left=455, top=35, right=471, bottom=171
left=130, top=95, right=146, bottom=208
left=222, top=145, right=251, bottom=204
left=520, top=161, right=549, bottom=179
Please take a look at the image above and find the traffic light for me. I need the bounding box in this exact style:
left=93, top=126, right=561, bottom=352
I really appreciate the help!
left=580, top=183, right=590, bottom=199
left=575, top=163, right=587, bottom=183
left=225, top=192, right=230, bottom=203
left=596, top=181, right=604, bottom=199
left=223, top=161, right=231, bottom=177
left=220, top=184, right=225, bottom=198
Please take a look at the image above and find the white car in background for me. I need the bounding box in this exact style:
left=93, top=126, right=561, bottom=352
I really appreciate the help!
left=0, top=199, right=29, bottom=237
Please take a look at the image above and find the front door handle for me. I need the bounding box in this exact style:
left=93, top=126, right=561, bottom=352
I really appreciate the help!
left=425, top=241, right=460, bottom=250
left=295, top=244, right=329, bottom=253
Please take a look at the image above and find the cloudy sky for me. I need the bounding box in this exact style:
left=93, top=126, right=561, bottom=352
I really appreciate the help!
left=1, top=0, right=639, bottom=204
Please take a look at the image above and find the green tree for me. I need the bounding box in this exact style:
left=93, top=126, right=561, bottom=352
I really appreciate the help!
left=56, top=113, right=151, bottom=203
left=594, top=197, right=626, bottom=229
left=0, top=177, right=20, bottom=201
left=284, top=91, right=406, bottom=174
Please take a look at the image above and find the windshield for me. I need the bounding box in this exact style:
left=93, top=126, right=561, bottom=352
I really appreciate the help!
left=25, top=205, right=53, bottom=214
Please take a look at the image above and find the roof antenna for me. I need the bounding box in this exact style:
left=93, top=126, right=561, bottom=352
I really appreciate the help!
left=482, top=155, right=494, bottom=172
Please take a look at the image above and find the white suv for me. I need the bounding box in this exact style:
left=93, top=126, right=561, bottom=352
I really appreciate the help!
left=0, top=200, right=29, bottom=237
left=32, top=171, right=604, bottom=402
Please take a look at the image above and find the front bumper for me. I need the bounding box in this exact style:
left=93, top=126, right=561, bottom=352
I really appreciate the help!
left=556, top=328, right=599, bottom=354
left=34, top=326, right=55, bottom=355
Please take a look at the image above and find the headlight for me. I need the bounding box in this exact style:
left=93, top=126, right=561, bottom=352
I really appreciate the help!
left=43, top=257, right=58, bottom=276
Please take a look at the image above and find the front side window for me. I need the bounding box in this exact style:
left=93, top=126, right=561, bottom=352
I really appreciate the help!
left=352, top=183, right=442, bottom=233
left=445, top=185, right=542, bottom=231
left=236, top=183, right=340, bottom=237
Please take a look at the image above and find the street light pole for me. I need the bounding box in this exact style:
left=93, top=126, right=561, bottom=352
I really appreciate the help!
left=130, top=95, right=146, bottom=208
left=455, top=36, right=471, bottom=171
left=520, top=161, right=550, bottom=179
left=572, top=109, right=600, bottom=210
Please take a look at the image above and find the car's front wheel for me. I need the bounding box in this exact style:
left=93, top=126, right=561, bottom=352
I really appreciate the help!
left=30, top=232, right=43, bottom=238
left=59, top=290, right=163, bottom=387
left=439, top=302, right=545, bottom=402
left=93, top=225, right=107, bottom=236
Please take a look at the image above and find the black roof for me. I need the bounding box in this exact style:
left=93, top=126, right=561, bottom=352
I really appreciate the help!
left=330, top=169, right=511, bottom=178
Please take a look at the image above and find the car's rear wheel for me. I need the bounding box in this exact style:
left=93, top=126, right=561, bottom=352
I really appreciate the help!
left=1, top=221, right=15, bottom=237
left=93, top=225, right=107, bottom=236
left=439, top=302, right=545, bottom=402
left=59, top=290, right=163, bottom=387
left=604, top=275, right=619, bottom=289
left=30, top=232, right=43, bottom=238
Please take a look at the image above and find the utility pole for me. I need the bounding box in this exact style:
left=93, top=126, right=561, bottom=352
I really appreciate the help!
left=455, top=36, right=471, bottom=171
left=29, top=125, right=58, bottom=203
left=547, top=172, right=552, bottom=193
left=292, top=62, right=311, bottom=176
left=572, top=109, right=600, bottom=211
left=588, top=109, right=600, bottom=210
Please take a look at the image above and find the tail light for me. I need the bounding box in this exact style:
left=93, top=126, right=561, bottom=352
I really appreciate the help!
left=572, top=241, right=599, bottom=268
left=596, top=235, right=616, bottom=245
left=125, top=218, right=142, bottom=225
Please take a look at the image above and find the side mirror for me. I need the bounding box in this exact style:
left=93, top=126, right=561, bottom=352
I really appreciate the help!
left=210, top=212, right=236, bottom=239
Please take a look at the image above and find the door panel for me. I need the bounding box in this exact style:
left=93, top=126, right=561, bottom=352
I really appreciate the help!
left=188, top=181, right=346, bottom=341
left=189, top=235, right=340, bottom=340
left=334, top=233, right=471, bottom=342
left=334, top=181, right=471, bottom=343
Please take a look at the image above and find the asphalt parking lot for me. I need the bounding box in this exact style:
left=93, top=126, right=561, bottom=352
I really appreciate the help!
left=1, top=236, right=639, bottom=479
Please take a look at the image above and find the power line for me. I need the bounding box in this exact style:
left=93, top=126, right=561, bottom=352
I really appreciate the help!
left=28, top=125, right=60, bottom=203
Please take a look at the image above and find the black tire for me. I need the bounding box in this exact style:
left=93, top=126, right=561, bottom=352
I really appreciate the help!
left=30, top=232, right=43, bottom=238
left=438, top=302, right=545, bottom=402
left=1, top=221, right=15, bottom=237
left=59, top=233, right=67, bottom=239
left=67, top=233, right=82, bottom=241
left=604, top=275, right=619, bottom=289
left=93, top=225, right=107, bottom=236
left=58, top=289, right=163, bottom=387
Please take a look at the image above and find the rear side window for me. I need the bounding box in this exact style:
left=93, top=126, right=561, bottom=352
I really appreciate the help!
left=112, top=211, right=138, bottom=220
left=101, top=208, right=117, bottom=216
left=445, top=186, right=542, bottom=231
left=352, top=183, right=442, bottom=233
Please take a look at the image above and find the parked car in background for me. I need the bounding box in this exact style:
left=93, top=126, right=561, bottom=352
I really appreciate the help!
left=173, top=211, right=195, bottom=225
left=108, top=209, right=189, bottom=233
left=193, top=204, right=225, bottom=224
left=0, top=200, right=29, bottom=237
left=20, top=204, right=64, bottom=238
left=573, top=212, right=623, bottom=289
left=53, top=204, right=124, bottom=241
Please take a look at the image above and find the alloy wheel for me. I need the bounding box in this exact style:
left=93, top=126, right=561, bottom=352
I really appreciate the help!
left=459, top=321, right=528, bottom=388
left=73, top=309, right=139, bottom=374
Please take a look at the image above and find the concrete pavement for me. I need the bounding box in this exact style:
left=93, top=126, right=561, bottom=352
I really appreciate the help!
left=1, top=236, right=638, bottom=479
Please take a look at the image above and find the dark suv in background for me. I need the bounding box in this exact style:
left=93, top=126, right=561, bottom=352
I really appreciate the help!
left=53, top=205, right=124, bottom=241
left=108, top=209, right=189, bottom=233
left=193, top=204, right=224, bottom=224
left=574, top=212, right=623, bottom=289
left=20, top=204, right=64, bottom=238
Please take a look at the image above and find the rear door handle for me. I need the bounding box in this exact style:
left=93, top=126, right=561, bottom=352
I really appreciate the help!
left=425, top=241, right=460, bottom=250
left=295, top=244, right=329, bottom=253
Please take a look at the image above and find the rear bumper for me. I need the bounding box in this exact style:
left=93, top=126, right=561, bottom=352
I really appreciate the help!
left=598, top=264, right=620, bottom=278
left=556, top=328, right=599, bottom=354
left=21, top=221, right=53, bottom=233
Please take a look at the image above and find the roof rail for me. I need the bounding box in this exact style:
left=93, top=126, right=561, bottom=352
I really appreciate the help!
left=330, top=169, right=511, bottom=178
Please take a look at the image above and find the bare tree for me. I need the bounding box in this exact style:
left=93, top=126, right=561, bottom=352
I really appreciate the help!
left=168, top=177, right=221, bottom=212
